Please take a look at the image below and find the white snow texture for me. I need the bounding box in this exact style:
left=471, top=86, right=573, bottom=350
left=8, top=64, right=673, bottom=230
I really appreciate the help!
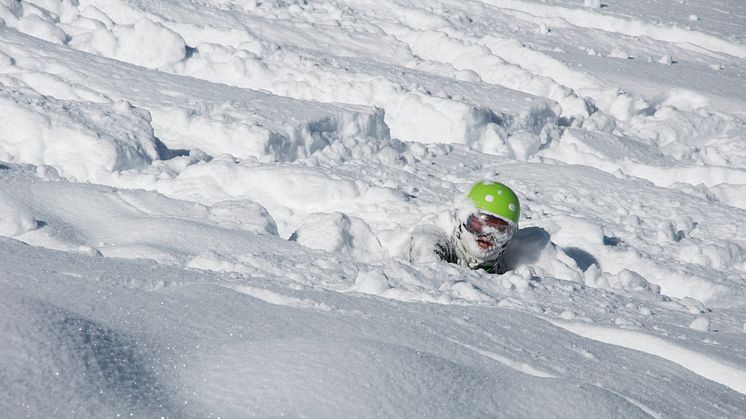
left=1, top=0, right=746, bottom=417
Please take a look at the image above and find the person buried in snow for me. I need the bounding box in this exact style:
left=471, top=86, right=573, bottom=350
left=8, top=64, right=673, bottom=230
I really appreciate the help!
left=408, top=181, right=520, bottom=274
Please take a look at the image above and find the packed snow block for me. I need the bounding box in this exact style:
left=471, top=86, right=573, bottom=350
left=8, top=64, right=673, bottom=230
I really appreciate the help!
left=606, top=269, right=660, bottom=293
left=150, top=105, right=285, bottom=161
left=169, top=41, right=270, bottom=86
left=539, top=127, right=668, bottom=171
left=467, top=102, right=559, bottom=160
left=0, top=50, right=14, bottom=69
left=22, top=0, right=79, bottom=19
left=349, top=269, right=392, bottom=295
left=170, top=33, right=559, bottom=156
left=150, top=103, right=389, bottom=162
left=0, top=0, right=22, bottom=25
left=542, top=125, right=746, bottom=199
left=301, top=107, right=391, bottom=156
left=689, top=316, right=711, bottom=332
left=68, top=17, right=187, bottom=69
left=503, top=226, right=585, bottom=284
left=710, top=184, right=746, bottom=211
left=0, top=29, right=391, bottom=164
left=677, top=241, right=746, bottom=270
left=290, top=212, right=386, bottom=263
left=584, top=0, right=601, bottom=8
left=381, top=67, right=560, bottom=159
left=208, top=199, right=278, bottom=235
left=0, top=166, right=299, bottom=265
left=0, top=192, right=38, bottom=237
left=0, top=87, right=160, bottom=181
left=18, top=13, right=68, bottom=44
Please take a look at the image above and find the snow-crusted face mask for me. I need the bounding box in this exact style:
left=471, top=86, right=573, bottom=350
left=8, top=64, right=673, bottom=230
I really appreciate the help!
left=456, top=220, right=515, bottom=261
left=452, top=197, right=517, bottom=262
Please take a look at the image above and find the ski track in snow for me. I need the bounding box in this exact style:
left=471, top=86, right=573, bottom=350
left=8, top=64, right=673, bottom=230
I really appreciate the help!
left=593, top=385, right=664, bottom=419
left=228, top=284, right=335, bottom=312
left=479, top=0, right=746, bottom=58
left=446, top=337, right=560, bottom=379
left=547, top=318, right=746, bottom=395
left=1, top=0, right=746, bottom=416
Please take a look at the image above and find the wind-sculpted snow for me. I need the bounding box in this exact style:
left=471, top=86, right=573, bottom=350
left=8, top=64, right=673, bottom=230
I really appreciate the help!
left=2, top=0, right=746, bottom=416
left=0, top=85, right=160, bottom=180
left=0, top=28, right=390, bottom=169
left=3, top=236, right=746, bottom=417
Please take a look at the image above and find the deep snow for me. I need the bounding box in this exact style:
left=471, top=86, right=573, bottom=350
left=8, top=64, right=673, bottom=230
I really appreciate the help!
left=2, top=0, right=746, bottom=417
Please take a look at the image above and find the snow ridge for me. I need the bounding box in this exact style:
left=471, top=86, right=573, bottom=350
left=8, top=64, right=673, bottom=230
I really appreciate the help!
left=2, top=0, right=746, bottom=416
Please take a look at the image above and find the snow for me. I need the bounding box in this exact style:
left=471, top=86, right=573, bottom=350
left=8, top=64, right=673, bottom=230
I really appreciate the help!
left=584, top=0, right=601, bottom=9
left=689, top=316, right=712, bottom=332
left=2, top=0, right=746, bottom=416
left=549, top=318, right=746, bottom=394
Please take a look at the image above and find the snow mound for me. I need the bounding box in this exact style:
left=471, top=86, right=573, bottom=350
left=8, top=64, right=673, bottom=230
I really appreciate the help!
left=174, top=40, right=561, bottom=153
left=68, top=17, right=187, bottom=69
left=5, top=236, right=746, bottom=417
left=0, top=189, right=38, bottom=237
left=207, top=199, right=278, bottom=235
left=0, top=28, right=391, bottom=168
left=290, top=212, right=386, bottom=263
left=150, top=103, right=389, bottom=163
left=4, top=0, right=565, bottom=152
left=0, top=289, right=170, bottom=417
left=0, top=86, right=159, bottom=181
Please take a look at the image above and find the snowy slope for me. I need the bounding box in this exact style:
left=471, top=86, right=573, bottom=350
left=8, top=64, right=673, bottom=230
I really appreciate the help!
left=4, top=234, right=746, bottom=417
left=2, top=0, right=746, bottom=417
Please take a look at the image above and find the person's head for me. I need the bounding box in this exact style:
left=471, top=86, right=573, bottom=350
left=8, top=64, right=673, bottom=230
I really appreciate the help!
left=454, top=181, right=520, bottom=261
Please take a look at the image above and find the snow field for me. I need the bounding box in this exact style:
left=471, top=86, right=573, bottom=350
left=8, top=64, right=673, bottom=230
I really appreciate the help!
left=4, top=235, right=746, bottom=417
left=0, top=28, right=392, bottom=174
left=1, top=0, right=746, bottom=416
left=548, top=318, right=746, bottom=395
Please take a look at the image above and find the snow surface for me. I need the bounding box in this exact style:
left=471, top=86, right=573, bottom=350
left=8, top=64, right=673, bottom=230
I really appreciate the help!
left=2, top=0, right=746, bottom=416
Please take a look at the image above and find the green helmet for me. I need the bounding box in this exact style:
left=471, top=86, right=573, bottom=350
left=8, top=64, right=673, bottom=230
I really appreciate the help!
left=466, top=181, right=520, bottom=224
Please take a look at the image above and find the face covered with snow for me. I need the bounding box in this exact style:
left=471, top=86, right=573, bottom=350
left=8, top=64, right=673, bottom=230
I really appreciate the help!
left=453, top=197, right=517, bottom=262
